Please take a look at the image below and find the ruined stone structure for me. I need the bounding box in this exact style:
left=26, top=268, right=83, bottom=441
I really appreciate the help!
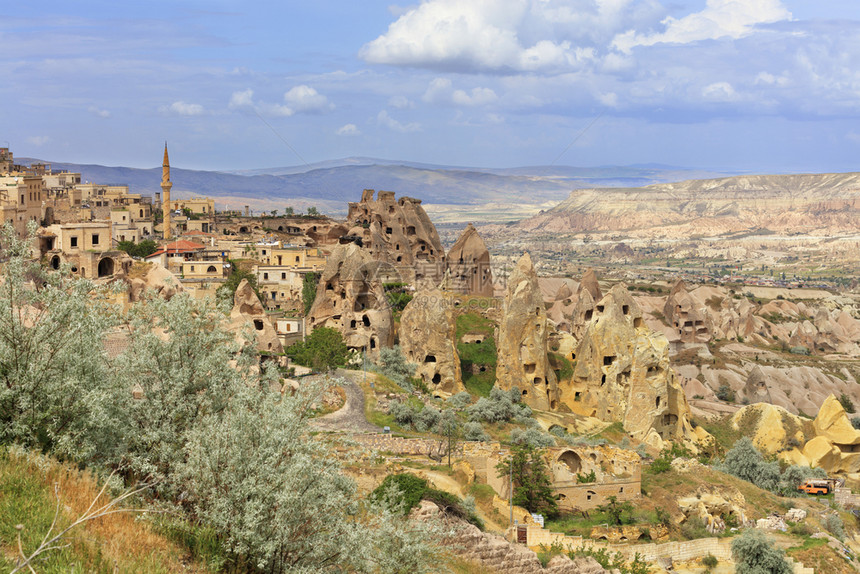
left=496, top=253, right=559, bottom=410
left=446, top=223, right=493, bottom=297
left=307, top=242, right=394, bottom=353
left=228, top=279, right=284, bottom=354
left=399, top=288, right=465, bottom=396
left=561, top=284, right=701, bottom=447
left=345, top=189, right=446, bottom=287
left=664, top=280, right=710, bottom=343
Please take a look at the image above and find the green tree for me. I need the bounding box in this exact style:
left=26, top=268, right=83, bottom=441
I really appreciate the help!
left=306, top=206, right=319, bottom=216
left=435, top=409, right=461, bottom=468
left=216, top=262, right=262, bottom=303
left=117, top=239, right=158, bottom=258
left=596, top=495, right=634, bottom=526
left=731, top=529, right=793, bottom=574
left=302, top=272, right=319, bottom=315
left=496, top=443, right=558, bottom=518
left=286, top=326, right=348, bottom=372
left=720, top=437, right=780, bottom=491
left=283, top=206, right=294, bottom=216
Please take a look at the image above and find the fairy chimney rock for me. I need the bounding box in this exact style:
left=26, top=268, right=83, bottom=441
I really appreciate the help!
left=446, top=223, right=494, bottom=297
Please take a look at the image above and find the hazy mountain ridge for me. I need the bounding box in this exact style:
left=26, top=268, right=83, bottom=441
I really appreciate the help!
left=19, top=157, right=728, bottom=215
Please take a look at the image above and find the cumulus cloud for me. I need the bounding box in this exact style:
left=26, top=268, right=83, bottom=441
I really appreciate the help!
left=336, top=123, right=360, bottom=136
left=612, top=0, right=792, bottom=53
left=283, top=85, right=333, bottom=113
left=377, top=110, right=421, bottom=133
left=702, top=81, right=738, bottom=101
left=423, top=78, right=498, bottom=106
left=359, top=0, right=602, bottom=73
left=389, top=95, right=415, bottom=109
left=88, top=105, right=110, bottom=118
left=163, top=101, right=204, bottom=116
left=27, top=136, right=50, bottom=146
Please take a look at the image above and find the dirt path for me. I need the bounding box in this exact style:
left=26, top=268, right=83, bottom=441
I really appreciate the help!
left=310, top=370, right=381, bottom=434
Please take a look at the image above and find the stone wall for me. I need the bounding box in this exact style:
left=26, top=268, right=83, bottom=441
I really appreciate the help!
left=521, top=524, right=813, bottom=573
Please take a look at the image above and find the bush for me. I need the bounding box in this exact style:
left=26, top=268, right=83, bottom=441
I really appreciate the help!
left=376, top=346, right=418, bottom=390
left=839, top=393, right=856, bottom=414
left=388, top=401, right=416, bottom=426
left=371, top=473, right=429, bottom=515
left=680, top=516, right=709, bottom=540
left=824, top=513, right=845, bottom=540
left=576, top=470, right=596, bottom=483
left=463, top=421, right=491, bottom=442
left=446, top=391, right=473, bottom=409
left=702, top=554, right=718, bottom=569
left=510, top=428, right=556, bottom=448
left=413, top=405, right=441, bottom=432
left=716, top=383, right=735, bottom=402
left=719, top=437, right=780, bottom=491
left=852, top=416, right=860, bottom=430
left=731, top=529, right=792, bottom=574
left=286, top=326, right=349, bottom=371
left=466, top=386, right=531, bottom=423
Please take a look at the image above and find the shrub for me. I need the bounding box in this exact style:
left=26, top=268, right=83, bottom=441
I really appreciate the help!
left=719, top=437, right=780, bottom=491
left=824, top=513, right=845, bottom=540
left=680, top=516, right=709, bottom=540
left=576, top=470, right=597, bottom=484
left=286, top=326, right=348, bottom=371
left=852, top=416, right=860, bottom=430
left=839, top=393, right=856, bottom=414
left=510, top=428, right=556, bottom=448
left=388, top=401, right=416, bottom=426
left=716, top=384, right=735, bottom=402
left=731, top=529, right=792, bottom=574
left=376, top=346, right=418, bottom=390
left=446, top=392, right=472, bottom=409
left=463, top=421, right=491, bottom=442
left=466, top=386, right=532, bottom=423
left=413, top=405, right=441, bottom=432
left=371, top=473, right=429, bottom=515
left=702, top=554, right=718, bottom=569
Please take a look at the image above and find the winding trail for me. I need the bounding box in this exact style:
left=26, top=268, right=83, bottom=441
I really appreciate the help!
left=310, top=369, right=381, bottom=434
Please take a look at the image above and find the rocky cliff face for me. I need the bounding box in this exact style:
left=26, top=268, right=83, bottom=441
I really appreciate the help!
left=664, top=280, right=710, bottom=344
left=228, top=279, right=283, bottom=354
left=496, top=253, right=559, bottom=410
left=517, top=172, right=860, bottom=237
left=446, top=223, right=494, bottom=297
left=307, top=242, right=394, bottom=353
left=562, top=284, right=702, bottom=448
left=400, top=288, right=465, bottom=396
left=346, top=189, right=446, bottom=287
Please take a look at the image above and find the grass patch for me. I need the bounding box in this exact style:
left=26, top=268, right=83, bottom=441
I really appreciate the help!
left=0, top=446, right=209, bottom=573
left=456, top=312, right=498, bottom=397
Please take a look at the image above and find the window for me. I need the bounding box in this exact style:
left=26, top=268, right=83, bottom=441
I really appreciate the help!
left=70, top=236, right=78, bottom=248
left=295, top=256, right=300, bottom=262
left=190, top=266, right=195, bottom=272
left=281, top=272, right=286, bottom=280
left=92, top=234, right=99, bottom=245
left=263, top=273, right=269, bottom=280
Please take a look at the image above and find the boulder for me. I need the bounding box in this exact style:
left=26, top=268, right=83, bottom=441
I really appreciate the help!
left=399, top=288, right=465, bottom=396
left=446, top=223, right=493, bottom=297
left=228, top=279, right=283, bottom=354
left=495, top=253, right=559, bottom=410
left=813, top=394, right=860, bottom=446
left=307, top=242, right=394, bottom=353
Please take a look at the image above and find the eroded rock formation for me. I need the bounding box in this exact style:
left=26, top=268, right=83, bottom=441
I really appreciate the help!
left=446, top=223, right=493, bottom=297
left=126, top=262, right=184, bottom=301
left=227, top=279, right=283, bottom=354
left=399, top=288, right=465, bottom=396
left=346, top=189, right=446, bottom=287
left=307, top=242, right=394, bottom=353
left=561, top=284, right=704, bottom=448
left=495, top=253, right=559, bottom=410
left=664, top=280, right=710, bottom=343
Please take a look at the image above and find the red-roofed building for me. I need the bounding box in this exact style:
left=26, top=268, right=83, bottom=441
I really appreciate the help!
left=145, top=239, right=206, bottom=271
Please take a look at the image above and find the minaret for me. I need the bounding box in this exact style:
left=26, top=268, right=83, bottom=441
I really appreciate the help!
left=161, top=142, right=172, bottom=240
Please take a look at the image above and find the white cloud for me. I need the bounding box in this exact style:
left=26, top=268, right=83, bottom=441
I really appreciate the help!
left=283, top=85, right=332, bottom=113
left=755, top=71, right=789, bottom=86
left=702, top=81, right=738, bottom=101
left=423, top=77, right=498, bottom=106
left=389, top=95, right=415, bottom=109
left=359, top=0, right=601, bottom=73
left=336, top=123, right=361, bottom=136
left=377, top=110, right=421, bottom=133
left=612, top=0, right=791, bottom=53
left=229, top=89, right=254, bottom=109
left=88, top=105, right=110, bottom=118
left=164, top=101, right=204, bottom=116
left=27, top=136, right=50, bottom=146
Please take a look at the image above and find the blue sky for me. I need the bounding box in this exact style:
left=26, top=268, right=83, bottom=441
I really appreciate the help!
left=3, top=0, right=860, bottom=173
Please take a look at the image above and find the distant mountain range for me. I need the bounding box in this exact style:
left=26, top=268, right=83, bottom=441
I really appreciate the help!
left=19, top=156, right=730, bottom=218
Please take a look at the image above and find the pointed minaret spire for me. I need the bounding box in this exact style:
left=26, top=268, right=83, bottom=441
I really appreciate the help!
left=161, top=142, right=173, bottom=240
left=162, top=141, right=170, bottom=183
